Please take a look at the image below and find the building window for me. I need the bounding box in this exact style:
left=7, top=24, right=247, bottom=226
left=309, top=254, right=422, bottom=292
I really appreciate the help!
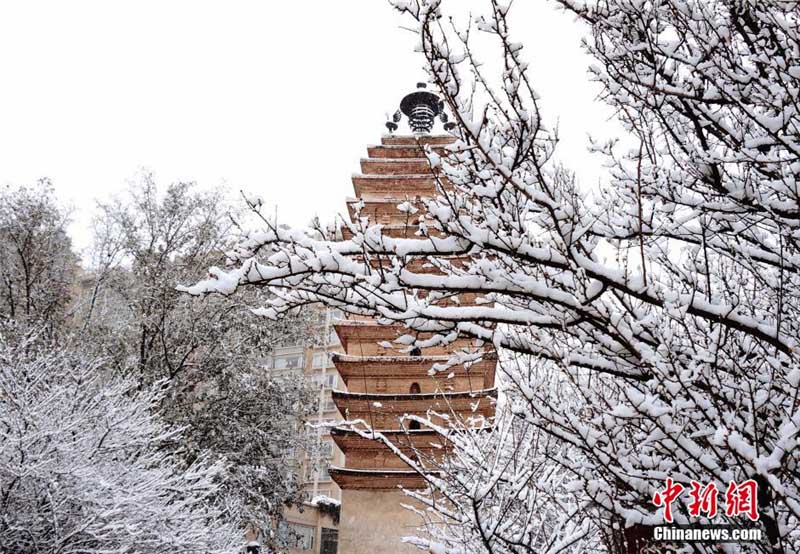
left=323, top=395, right=337, bottom=413
left=305, top=462, right=331, bottom=482
left=307, top=441, right=334, bottom=461
left=326, top=373, right=337, bottom=388
left=277, top=522, right=314, bottom=550
left=321, top=528, right=339, bottom=554
left=312, top=352, right=329, bottom=369
left=312, top=373, right=338, bottom=389
left=271, top=352, right=304, bottom=370
left=319, top=464, right=331, bottom=481
left=328, top=328, right=340, bottom=346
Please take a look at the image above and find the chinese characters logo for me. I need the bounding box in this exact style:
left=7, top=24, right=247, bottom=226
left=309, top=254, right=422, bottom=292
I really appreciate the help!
left=652, top=478, right=759, bottom=523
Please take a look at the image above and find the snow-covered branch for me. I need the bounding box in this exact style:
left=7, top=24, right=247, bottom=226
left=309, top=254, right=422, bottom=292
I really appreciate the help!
left=183, top=1, right=800, bottom=551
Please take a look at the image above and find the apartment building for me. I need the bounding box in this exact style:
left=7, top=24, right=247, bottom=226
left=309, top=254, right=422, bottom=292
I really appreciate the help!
left=264, top=307, right=345, bottom=554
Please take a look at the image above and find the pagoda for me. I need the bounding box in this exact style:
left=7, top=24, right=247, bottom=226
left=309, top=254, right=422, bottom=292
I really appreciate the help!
left=328, top=84, right=498, bottom=554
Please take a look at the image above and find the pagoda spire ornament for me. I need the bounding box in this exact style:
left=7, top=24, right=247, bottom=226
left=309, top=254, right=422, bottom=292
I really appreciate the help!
left=385, top=82, right=456, bottom=135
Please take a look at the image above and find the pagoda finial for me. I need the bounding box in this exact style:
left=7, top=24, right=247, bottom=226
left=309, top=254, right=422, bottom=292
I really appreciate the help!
left=385, top=82, right=456, bottom=135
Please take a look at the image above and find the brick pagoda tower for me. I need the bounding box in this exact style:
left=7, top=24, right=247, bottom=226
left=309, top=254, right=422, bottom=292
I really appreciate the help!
left=328, top=85, right=498, bottom=554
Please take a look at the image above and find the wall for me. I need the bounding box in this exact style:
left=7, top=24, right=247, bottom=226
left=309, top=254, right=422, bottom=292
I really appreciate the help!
left=337, top=490, right=424, bottom=554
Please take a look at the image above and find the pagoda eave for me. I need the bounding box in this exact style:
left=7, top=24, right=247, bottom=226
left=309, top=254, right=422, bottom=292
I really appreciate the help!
left=366, top=144, right=450, bottom=159
left=331, top=352, right=497, bottom=382
left=352, top=174, right=447, bottom=199
left=360, top=157, right=435, bottom=175
left=332, top=319, right=494, bottom=355
left=331, top=389, right=496, bottom=424
left=330, top=427, right=443, bottom=452
left=333, top=320, right=405, bottom=349
left=332, top=387, right=497, bottom=403
left=380, top=134, right=455, bottom=146
left=341, top=225, right=422, bottom=240
left=329, top=467, right=432, bottom=491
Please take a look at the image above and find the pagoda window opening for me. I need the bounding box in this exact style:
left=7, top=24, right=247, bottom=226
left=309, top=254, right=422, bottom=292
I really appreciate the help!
left=409, top=382, right=422, bottom=430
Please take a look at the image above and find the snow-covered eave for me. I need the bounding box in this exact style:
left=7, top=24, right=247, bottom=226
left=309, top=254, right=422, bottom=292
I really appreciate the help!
left=331, top=426, right=439, bottom=437
left=330, top=465, right=434, bottom=474
left=332, top=352, right=497, bottom=364
left=333, top=319, right=403, bottom=327
left=330, top=426, right=446, bottom=455
left=360, top=157, right=430, bottom=163
left=331, top=387, right=497, bottom=402
left=346, top=196, right=422, bottom=205
left=366, top=145, right=449, bottom=151
left=329, top=465, right=442, bottom=490
left=342, top=223, right=422, bottom=230
left=351, top=173, right=440, bottom=180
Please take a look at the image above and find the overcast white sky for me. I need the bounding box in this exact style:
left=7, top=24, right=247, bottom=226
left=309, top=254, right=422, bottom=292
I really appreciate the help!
left=0, top=1, right=617, bottom=256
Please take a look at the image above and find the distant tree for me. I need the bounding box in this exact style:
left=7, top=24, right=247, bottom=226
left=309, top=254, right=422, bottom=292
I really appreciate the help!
left=188, top=369, right=315, bottom=529
left=0, top=180, right=78, bottom=337
left=84, top=172, right=317, bottom=528
left=85, top=171, right=238, bottom=382
left=0, top=335, right=240, bottom=554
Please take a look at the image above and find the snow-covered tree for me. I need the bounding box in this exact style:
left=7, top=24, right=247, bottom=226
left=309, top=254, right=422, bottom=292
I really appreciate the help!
left=0, top=181, right=78, bottom=338
left=0, top=336, right=240, bottom=554
left=399, top=355, right=602, bottom=554
left=186, top=367, right=316, bottom=528
left=183, top=0, right=800, bottom=552
left=83, top=173, right=318, bottom=528
left=85, top=172, right=250, bottom=381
